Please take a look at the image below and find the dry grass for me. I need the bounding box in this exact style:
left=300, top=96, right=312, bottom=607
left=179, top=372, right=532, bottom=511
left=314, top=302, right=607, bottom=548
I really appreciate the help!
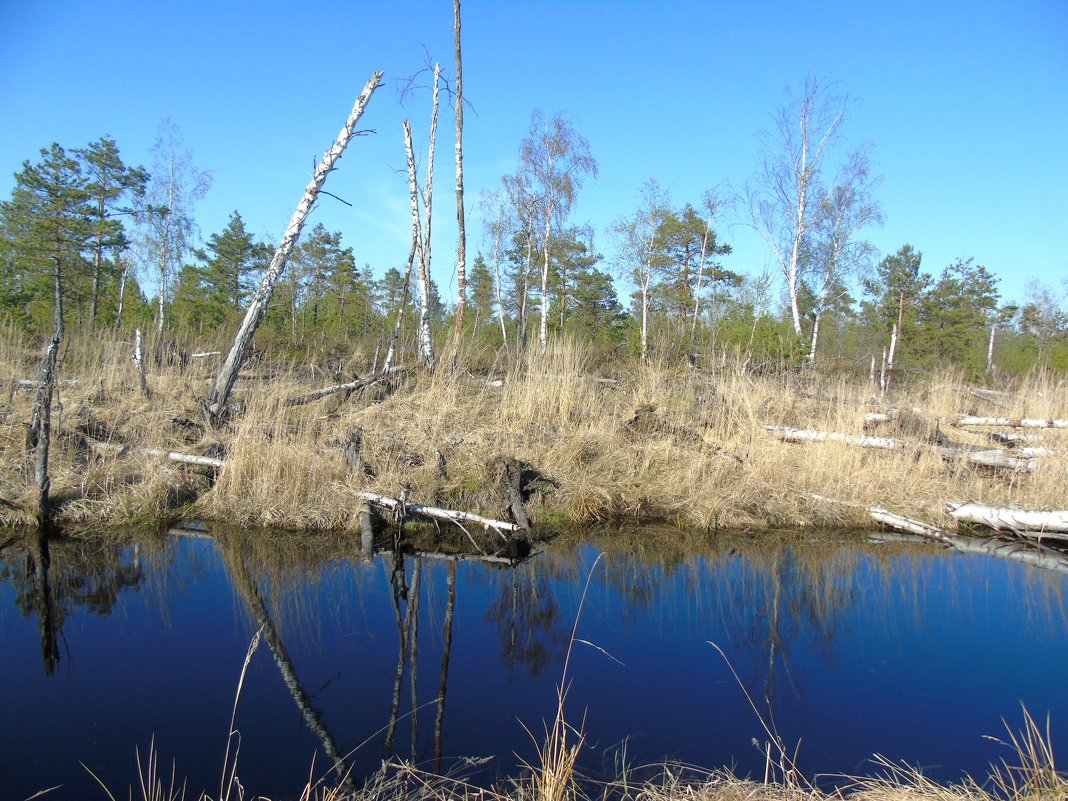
left=1, top=330, right=1066, bottom=533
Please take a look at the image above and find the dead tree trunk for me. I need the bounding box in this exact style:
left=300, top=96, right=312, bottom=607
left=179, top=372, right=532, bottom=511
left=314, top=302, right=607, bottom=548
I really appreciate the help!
left=203, top=72, right=383, bottom=424
left=28, top=336, right=60, bottom=528
left=383, top=239, right=417, bottom=373
left=133, top=328, right=149, bottom=397
left=452, top=0, right=467, bottom=341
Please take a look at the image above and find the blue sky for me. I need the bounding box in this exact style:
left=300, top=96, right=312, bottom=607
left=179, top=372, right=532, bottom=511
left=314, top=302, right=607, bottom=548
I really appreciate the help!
left=2, top=0, right=1066, bottom=308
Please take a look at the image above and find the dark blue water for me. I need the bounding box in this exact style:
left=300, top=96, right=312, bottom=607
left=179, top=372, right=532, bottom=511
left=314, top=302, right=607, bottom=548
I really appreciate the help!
left=2, top=528, right=1066, bottom=800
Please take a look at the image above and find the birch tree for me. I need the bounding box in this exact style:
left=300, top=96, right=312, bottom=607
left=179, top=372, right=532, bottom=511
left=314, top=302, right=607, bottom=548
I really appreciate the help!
left=401, top=63, right=442, bottom=371
left=144, top=119, right=211, bottom=339
left=741, top=77, right=846, bottom=338
left=806, top=149, right=883, bottom=362
left=479, top=188, right=510, bottom=350
left=517, top=110, right=597, bottom=356
left=613, top=178, right=671, bottom=363
left=502, top=169, right=539, bottom=351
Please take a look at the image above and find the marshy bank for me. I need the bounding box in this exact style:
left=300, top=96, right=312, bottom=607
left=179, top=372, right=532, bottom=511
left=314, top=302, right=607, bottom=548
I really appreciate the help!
left=2, top=329, right=1066, bottom=542
left=3, top=525, right=1067, bottom=801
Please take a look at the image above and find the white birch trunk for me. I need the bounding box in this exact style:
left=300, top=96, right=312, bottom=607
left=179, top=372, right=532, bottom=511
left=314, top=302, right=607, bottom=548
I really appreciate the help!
left=133, top=328, right=149, bottom=397
left=452, top=0, right=466, bottom=338
left=690, top=212, right=712, bottom=342
left=887, top=322, right=898, bottom=370
left=539, top=142, right=556, bottom=357
left=986, top=324, right=996, bottom=374
left=953, top=416, right=1068, bottom=429
left=203, top=72, right=383, bottom=422
left=489, top=208, right=509, bottom=351
left=156, top=159, right=174, bottom=339
left=946, top=501, right=1068, bottom=537
left=764, top=424, right=1036, bottom=470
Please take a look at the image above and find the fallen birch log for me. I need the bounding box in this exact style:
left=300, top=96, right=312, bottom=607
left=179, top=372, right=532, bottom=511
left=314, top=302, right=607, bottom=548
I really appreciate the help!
left=813, top=495, right=1068, bottom=573
left=952, top=416, right=1067, bottom=429
left=283, top=367, right=406, bottom=407
left=868, top=506, right=956, bottom=543
left=946, top=501, right=1068, bottom=539
left=354, top=490, right=519, bottom=538
left=764, top=424, right=1036, bottom=471
left=763, top=424, right=899, bottom=450
left=88, top=439, right=225, bottom=469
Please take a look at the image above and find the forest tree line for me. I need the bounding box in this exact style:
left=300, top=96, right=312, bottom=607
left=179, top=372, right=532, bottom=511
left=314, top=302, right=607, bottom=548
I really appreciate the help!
left=2, top=87, right=1066, bottom=378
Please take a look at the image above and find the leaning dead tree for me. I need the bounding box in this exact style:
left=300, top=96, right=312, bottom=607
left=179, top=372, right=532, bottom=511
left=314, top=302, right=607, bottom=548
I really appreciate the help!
left=203, top=72, right=383, bottom=424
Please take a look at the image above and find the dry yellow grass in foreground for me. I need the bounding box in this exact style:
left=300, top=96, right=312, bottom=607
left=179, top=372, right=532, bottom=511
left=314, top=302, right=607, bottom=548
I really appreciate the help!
left=1, top=328, right=1066, bottom=533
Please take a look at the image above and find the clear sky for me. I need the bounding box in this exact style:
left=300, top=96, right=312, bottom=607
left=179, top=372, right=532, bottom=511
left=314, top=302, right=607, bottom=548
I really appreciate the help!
left=2, top=0, right=1066, bottom=308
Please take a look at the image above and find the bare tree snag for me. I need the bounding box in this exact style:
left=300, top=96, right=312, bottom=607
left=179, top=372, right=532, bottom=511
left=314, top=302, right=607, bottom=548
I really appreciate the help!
left=133, top=328, right=149, bottom=397
left=383, top=239, right=417, bottom=373
left=28, top=336, right=60, bottom=528
left=452, top=0, right=467, bottom=340
left=203, top=72, right=383, bottom=424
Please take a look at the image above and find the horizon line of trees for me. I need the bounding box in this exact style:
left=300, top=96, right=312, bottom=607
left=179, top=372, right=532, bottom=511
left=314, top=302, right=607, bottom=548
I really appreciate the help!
left=2, top=105, right=1066, bottom=378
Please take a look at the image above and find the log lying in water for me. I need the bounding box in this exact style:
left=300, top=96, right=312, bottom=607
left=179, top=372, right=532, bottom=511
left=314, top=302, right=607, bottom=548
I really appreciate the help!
left=946, top=501, right=1068, bottom=539
left=868, top=506, right=956, bottom=543
left=952, top=416, right=1067, bottom=429
left=354, top=490, right=519, bottom=538
left=763, top=424, right=1035, bottom=470
left=813, top=495, right=1068, bottom=573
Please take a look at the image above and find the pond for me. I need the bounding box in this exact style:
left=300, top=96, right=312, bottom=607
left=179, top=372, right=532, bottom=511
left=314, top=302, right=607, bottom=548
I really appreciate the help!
left=2, top=526, right=1067, bottom=800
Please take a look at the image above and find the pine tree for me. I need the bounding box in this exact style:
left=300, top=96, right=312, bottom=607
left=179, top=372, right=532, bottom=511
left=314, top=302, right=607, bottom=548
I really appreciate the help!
left=0, top=144, right=93, bottom=337
left=75, top=136, right=148, bottom=326
left=191, top=211, right=270, bottom=327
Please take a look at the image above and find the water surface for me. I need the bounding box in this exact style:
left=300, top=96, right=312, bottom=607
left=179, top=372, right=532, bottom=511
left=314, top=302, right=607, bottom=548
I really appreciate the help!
left=2, top=527, right=1066, bottom=800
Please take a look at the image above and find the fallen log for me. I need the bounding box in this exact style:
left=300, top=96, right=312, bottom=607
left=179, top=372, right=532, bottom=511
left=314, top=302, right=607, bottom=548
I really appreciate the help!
left=354, top=490, right=519, bottom=538
left=283, top=366, right=407, bottom=407
left=946, top=501, right=1068, bottom=539
left=763, top=424, right=899, bottom=450
left=764, top=424, right=1036, bottom=471
left=812, top=495, right=1068, bottom=573
left=87, top=439, right=225, bottom=469
left=952, top=416, right=1067, bottom=429
left=868, top=506, right=956, bottom=543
